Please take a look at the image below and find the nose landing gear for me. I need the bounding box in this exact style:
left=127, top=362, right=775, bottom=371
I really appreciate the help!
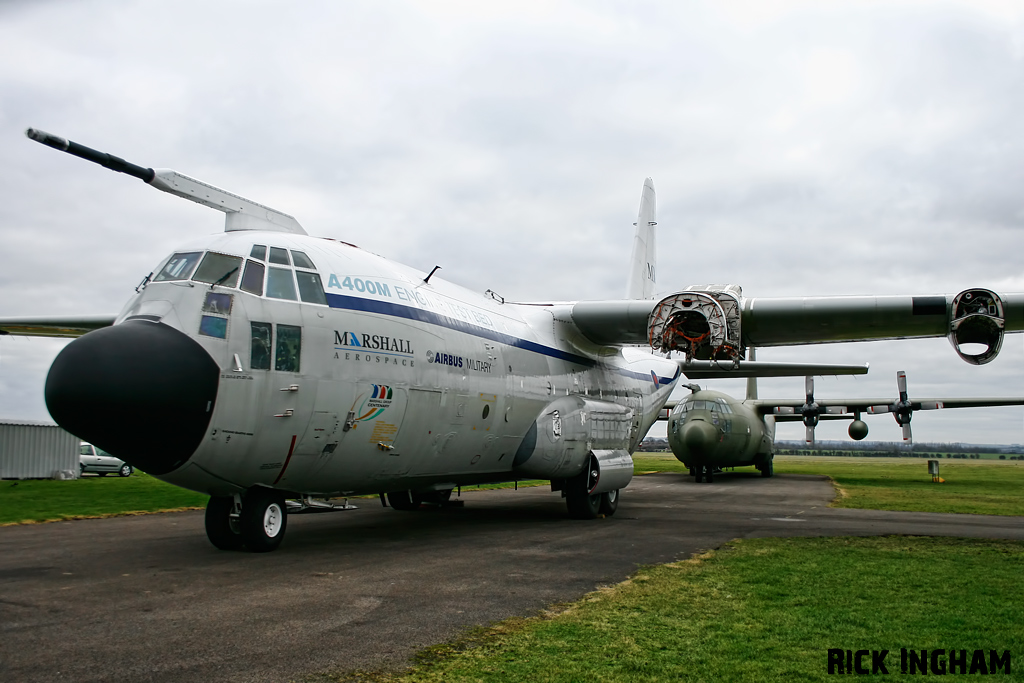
left=205, top=489, right=288, bottom=552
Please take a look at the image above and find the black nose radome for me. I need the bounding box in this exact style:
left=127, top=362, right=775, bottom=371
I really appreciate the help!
left=45, top=321, right=219, bottom=475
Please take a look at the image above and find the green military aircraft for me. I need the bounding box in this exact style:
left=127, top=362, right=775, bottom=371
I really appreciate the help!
left=666, top=371, right=1024, bottom=482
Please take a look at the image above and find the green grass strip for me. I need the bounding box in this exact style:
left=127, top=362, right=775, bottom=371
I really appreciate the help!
left=0, top=472, right=208, bottom=525
left=342, top=537, right=1023, bottom=682
left=633, top=453, right=1024, bottom=516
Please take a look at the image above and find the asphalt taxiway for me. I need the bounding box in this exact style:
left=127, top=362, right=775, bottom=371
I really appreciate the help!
left=1, top=472, right=1022, bottom=682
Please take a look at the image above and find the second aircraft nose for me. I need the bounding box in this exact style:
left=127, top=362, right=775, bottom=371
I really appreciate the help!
left=45, top=320, right=220, bottom=475
left=680, top=419, right=718, bottom=457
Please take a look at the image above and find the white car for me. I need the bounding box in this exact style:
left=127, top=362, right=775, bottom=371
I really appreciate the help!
left=79, top=443, right=133, bottom=477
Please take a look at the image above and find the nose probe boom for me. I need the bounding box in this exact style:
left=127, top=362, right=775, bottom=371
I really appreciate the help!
left=24, top=127, right=305, bottom=234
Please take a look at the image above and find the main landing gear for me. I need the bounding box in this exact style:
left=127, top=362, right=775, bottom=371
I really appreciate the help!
left=205, top=488, right=287, bottom=552
left=563, top=460, right=619, bottom=520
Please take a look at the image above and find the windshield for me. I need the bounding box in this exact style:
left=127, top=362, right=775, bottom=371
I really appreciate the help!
left=192, top=252, right=242, bottom=288
left=154, top=252, right=202, bottom=281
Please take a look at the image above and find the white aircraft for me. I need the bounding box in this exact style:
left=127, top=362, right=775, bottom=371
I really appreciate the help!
left=2, top=128, right=1021, bottom=552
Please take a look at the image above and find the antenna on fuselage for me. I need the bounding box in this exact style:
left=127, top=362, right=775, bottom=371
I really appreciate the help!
left=423, top=265, right=442, bottom=284
left=25, top=128, right=306, bottom=235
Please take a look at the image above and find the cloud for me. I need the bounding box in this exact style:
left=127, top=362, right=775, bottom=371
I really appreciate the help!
left=1, top=0, right=1023, bottom=444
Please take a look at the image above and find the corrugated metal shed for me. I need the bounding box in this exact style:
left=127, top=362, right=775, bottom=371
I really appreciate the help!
left=0, top=419, right=79, bottom=479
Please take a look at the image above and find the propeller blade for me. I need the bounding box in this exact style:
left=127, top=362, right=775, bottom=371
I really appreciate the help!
left=902, top=422, right=913, bottom=442
left=897, top=370, right=908, bottom=401
left=919, top=401, right=944, bottom=410
left=805, top=375, right=814, bottom=401
left=805, top=424, right=815, bottom=444
left=774, top=407, right=796, bottom=415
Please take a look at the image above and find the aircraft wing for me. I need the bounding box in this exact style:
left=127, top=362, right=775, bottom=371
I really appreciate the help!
left=753, top=397, right=1024, bottom=419
left=677, top=360, right=868, bottom=379
left=0, top=315, right=116, bottom=338
left=571, top=289, right=1024, bottom=366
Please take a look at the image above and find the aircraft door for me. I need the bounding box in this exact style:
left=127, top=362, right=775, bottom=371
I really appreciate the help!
left=393, top=388, right=444, bottom=475
left=248, top=316, right=317, bottom=487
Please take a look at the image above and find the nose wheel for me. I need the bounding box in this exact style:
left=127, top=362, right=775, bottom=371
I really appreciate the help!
left=694, top=465, right=714, bottom=483
left=205, top=489, right=288, bottom=552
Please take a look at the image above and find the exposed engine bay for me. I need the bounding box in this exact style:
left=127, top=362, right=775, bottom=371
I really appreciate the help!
left=648, top=284, right=744, bottom=362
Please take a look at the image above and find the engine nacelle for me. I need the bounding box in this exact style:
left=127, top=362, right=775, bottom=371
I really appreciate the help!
left=948, top=288, right=1005, bottom=365
left=648, top=285, right=743, bottom=361
left=512, top=396, right=633, bottom=482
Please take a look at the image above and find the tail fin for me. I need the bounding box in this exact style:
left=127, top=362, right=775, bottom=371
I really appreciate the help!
left=625, top=178, right=657, bottom=299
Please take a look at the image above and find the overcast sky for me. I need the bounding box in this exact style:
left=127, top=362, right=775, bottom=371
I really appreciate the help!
left=2, top=0, right=1024, bottom=444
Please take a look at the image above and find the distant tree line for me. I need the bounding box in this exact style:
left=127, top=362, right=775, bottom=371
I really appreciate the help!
left=774, top=440, right=1024, bottom=460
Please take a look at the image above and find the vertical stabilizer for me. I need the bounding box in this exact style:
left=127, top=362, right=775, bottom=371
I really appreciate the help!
left=625, top=178, right=657, bottom=300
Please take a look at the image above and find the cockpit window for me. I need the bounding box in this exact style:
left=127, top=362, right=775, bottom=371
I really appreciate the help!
left=240, top=260, right=265, bottom=296
left=192, top=252, right=242, bottom=288
left=251, top=322, right=272, bottom=370
left=250, top=245, right=267, bottom=261
left=154, top=252, right=202, bottom=282
left=275, top=324, right=301, bottom=372
left=291, top=250, right=315, bottom=269
left=266, top=267, right=298, bottom=300
left=295, top=271, right=328, bottom=305
left=269, top=247, right=291, bottom=266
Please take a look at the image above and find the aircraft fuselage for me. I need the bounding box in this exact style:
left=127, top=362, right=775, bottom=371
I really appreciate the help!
left=47, top=230, right=680, bottom=499
left=666, top=389, right=774, bottom=473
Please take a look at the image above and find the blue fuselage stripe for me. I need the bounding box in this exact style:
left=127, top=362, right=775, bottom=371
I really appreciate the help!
left=325, top=292, right=598, bottom=368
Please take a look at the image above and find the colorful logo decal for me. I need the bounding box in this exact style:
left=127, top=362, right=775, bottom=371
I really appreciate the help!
left=651, top=370, right=659, bottom=387
left=353, top=384, right=394, bottom=422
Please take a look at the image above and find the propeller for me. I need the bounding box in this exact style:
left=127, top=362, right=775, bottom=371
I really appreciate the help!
left=866, top=371, right=943, bottom=442
left=774, top=376, right=847, bottom=443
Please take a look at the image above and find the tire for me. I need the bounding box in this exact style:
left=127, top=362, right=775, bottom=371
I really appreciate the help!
left=694, top=467, right=703, bottom=483
left=205, top=496, right=243, bottom=551
left=701, top=465, right=714, bottom=483
left=240, top=489, right=287, bottom=552
left=760, top=459, right=774, bottom=478
left=688, top=467, right=695, bottom=476
left=598, top=489, right=619, bottom=516
left=565, top=457, right=601, bottom=519
left=118, top=464, right=133, bottom=477
left=387, top=490, right=422, bottom=511
left=420, top=489, right=453, bottom=506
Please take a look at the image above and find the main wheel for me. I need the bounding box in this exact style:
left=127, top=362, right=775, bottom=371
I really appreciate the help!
left=420, top=489, right=453, bottom=506
left=205, top=496, right=243, bottom=551
left=387, top=490, right=422, bottom=511
left=118, top=464, right=133, bottom=477
left=566, top=457, right=601, bottom=519
left=598, top=489, right=619, bottom=516
left=240, top=489, right=287, bottom=552
left=694, top=466, right=703, bottom=483
left=760, top=459, right=774, bottom=478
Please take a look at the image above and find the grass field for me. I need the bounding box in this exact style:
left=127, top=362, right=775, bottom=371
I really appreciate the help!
left=338, top=536, right=1023, bottom=682
left=4, top=454, right=1023, bottom=525
left=633, top=453, right=1024, bottom=516
left=0, top=472, right=208, bottom=525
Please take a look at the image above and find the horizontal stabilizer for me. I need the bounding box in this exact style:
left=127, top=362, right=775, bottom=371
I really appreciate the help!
left=678, top=360, right=869, bottom=379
